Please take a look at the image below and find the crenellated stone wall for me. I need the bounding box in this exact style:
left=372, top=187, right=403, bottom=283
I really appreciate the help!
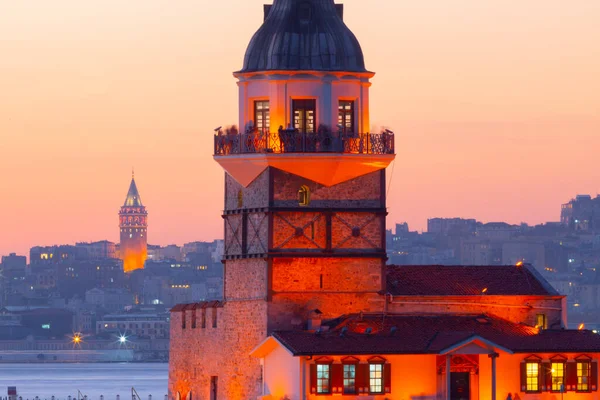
left=169, top=300, right=267, bottom=400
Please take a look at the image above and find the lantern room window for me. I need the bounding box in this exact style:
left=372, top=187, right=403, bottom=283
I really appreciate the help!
left=293, top=99, right=316, bottom=134
left=338, top=100, right=355, bottom=134
left=254, top=101, right=270, bottom=133
left=317, top=364, right=331, bottom=394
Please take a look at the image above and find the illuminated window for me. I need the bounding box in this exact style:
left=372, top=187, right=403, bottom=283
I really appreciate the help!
left=293, top=99, right=316, bottom=134
left=578, top=362, right=591, bottom=391
left=343, top=364, right=356, bottom=394
left=237, top=190, right=243, bottom=208
left=316, top=364, right=330, bottom=394
left=536, top=314, right=547, bottom=330
left=338, top=100, right=355, bottom=134
left=298, top=185, right=310, bottom=206
left=551, top=362, right=565, bottom=391
left=369, top=363, right=384, bottom=394
left=526, top=362, right=539, bottom=392
left=254, top=101, right=270, bottom=133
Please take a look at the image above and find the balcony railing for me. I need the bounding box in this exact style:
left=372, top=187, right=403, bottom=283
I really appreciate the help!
left=214, top=129, right=395, bottom=156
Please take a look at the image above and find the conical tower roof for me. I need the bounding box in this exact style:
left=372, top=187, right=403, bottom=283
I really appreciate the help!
left=123, top=175, right=143, bottom=207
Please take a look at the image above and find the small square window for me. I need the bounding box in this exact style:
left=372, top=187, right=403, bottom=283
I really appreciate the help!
left=536, top=314, right=547, bottom=330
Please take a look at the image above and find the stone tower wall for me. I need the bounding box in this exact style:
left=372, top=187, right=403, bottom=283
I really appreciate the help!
left=170, top=258, right=269, bottom=399
left=169, top=299, right=267, bottom=400
left=170, top=168, right=387, bottom=399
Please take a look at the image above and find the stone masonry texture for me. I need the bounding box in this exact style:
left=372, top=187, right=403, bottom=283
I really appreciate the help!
left=170, top=167, right=388, bottom=399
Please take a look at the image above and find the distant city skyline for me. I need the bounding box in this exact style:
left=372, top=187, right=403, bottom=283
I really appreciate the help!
left=4, top=198, right=595, bottom=261
left=1, top=0, right=599, bottom=257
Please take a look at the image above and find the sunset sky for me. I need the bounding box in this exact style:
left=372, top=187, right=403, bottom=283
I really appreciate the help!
left=1, top=0, right=599, bottom=258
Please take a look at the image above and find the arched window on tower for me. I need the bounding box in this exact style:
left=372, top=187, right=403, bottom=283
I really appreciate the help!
left=298, top=185, right=311, bottom=206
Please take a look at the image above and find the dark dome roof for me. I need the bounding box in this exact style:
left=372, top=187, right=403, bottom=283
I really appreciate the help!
left=239, top=0, right=367, bottom=73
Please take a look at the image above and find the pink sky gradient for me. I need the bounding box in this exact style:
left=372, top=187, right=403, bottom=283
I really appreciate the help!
left=1, top=0, right=599, bottom=257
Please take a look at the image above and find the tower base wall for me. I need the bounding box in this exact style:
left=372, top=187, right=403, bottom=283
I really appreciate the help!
left=169, top=301, right=267, bottom=400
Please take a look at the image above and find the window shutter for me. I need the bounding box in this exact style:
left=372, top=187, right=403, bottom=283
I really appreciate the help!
left=566, top=362, right=577, bottom=391
left=541, top=362, right=551, bottom=391
left=356, top=364, right=369, bottom=394
left=310, top=364, right=317, bottom=394
left=520, top=362, right=527, bottom=392
left=331, top=364, right=343, bottom=394
left=384, top=363, right=392, bottom=393
left=591, top=361, right=598, bottom=391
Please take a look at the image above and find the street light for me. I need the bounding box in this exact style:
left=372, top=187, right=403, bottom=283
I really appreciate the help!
left=119, top=335, right=127, bottom=344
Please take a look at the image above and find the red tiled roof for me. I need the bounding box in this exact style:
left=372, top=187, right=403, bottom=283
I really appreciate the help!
left=271, top=314, right=600, bottom=356
left=386, top=265, right=558, bottom=296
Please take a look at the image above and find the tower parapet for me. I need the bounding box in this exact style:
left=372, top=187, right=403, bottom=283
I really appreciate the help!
left=119, top=173, right=148, bottom=273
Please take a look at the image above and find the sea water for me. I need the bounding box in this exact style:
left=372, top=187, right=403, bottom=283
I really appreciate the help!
left=0, top=363, right=168, bottom=400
